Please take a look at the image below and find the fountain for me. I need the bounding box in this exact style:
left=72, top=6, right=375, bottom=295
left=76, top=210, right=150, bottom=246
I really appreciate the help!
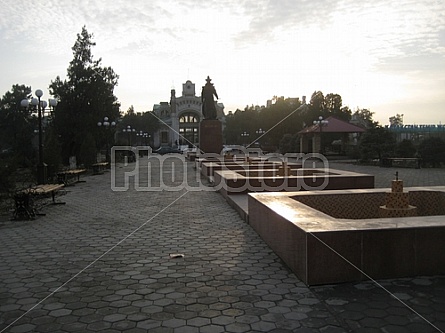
left=379, top=172, right=417, bottom=218
left=248, top=181, right=445, bottom=285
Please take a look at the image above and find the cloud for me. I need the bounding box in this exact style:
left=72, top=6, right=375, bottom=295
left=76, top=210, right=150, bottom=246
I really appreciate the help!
left=233, top=0, right=339, bottom=46
left=232, top=0, right=445, bottom=64
left=1, top=0, right=444, bottom=123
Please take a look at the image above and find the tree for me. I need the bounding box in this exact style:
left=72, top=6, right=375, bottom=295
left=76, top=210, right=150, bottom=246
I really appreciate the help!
left=279, top=133, right=299, bottom=154
left=0, top=84, right=36, bottom=167
left=50, top=26, right=121, bottom=166
left=223, top=91, right=352, bottom=153
left=117, top=110, right=160, bottom=145
left=254, top=98, right=303, bottom=150
left=395, top=139, right=416, bottom=158
left=352, top=108, right=379, bottom=129
left=418, top=137, right=445, bottom=167
left=389, top=114, right=404, bottom=126
left=325, top=93, right=340, bottom=115
left=309, top=91, right=325, bottom=116
left=127, top=105, right=135, bottom=115
left=358, top=127, right=396, bottom=162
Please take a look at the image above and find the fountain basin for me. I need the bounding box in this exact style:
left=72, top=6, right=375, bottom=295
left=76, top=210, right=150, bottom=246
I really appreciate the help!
left=200, top=160, right=302, bottom=178
left=248, top=187, right=445, bottom=285
left=215, top=168, right=374, bottom=197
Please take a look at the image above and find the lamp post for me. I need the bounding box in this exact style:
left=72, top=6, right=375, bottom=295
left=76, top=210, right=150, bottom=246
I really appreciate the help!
left=136, top=131, right=151, bottom=157
left=122, top=125, right=137, bottom=162
left=144, top=133, right=150, bottom=146
left=97, top=117, right=116, bottom=163
left=136, top=131, right=143, bottom=145
left=21, top=89, right=58, bottom=184
left=241, top=131, right=250, bottom=146
left=313, top=116, right=329, bottom=154
left=137, top=131, right=150, bottom=146
left=255, top=128, right=265, bottom=146
left=122, top=125, right=136, bottom=146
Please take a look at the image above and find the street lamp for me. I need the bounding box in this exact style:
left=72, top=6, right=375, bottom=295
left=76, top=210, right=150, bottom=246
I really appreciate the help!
left=241, top=131, right=250, bottom=146
left=136, top=131, right=151, bottom=157
left=254, top=128, right=266, bottom=148
left=143, top=133, right=150, bottom=146
left=256, top=128, right=265, bottom=135
left=122, top=125, right=137, bottom=163
left=97, top=116, right=116, bottom=128
left=136, top=131, right=150, bottom=146
left=313, top=116, right=329, bottom=153
left=97, top=117, right=116, bottom=163
left=136, top=130, right=143, bottom=145
left=21, top=89, right=58, bottom=184
left=122, top=125, right=136, bottom=146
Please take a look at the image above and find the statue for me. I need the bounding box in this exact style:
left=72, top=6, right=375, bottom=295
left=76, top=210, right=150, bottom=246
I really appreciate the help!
left=201, top=76, right=219, bottom=120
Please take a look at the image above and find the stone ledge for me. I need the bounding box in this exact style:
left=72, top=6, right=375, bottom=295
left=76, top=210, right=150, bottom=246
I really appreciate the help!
left=248, top=186, right=445, bottom=285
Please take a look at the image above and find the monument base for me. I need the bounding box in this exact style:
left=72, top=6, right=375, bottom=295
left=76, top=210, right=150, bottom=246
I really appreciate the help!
left=199, top=119, right=223, bottom=154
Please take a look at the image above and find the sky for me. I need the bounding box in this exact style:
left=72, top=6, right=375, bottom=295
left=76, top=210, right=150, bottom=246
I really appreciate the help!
left=1, top=0, right=444, bottom=125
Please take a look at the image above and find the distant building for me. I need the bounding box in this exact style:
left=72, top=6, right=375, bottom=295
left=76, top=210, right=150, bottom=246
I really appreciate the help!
left=151, top=80, right=225, bottom=148
left=386, top=124, right=445, bottom=142
left=266, top=96, right=304, bottom=109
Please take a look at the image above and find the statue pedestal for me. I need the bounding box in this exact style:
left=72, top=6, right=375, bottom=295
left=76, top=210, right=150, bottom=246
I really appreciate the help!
left=199, top=119, right=223, bottom=154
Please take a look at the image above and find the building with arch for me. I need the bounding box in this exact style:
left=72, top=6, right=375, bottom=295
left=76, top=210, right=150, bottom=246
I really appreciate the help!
left=151, top=80, right=225, bottom=148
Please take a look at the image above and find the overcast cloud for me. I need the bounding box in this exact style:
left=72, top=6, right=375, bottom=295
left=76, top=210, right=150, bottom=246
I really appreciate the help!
left=1, top=0, right=444, bottom=124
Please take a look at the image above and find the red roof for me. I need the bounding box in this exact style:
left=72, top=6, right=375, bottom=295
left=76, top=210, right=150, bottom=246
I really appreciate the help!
left=298, top=116, right=366, bottom=134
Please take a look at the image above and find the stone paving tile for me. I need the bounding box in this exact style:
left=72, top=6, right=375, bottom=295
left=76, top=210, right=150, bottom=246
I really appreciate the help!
left=0, top=158, right=444, bottom=332
left=323, top=161, right=445, bottom=188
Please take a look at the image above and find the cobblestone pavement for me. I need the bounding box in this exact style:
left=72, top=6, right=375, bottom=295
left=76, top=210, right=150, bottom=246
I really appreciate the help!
left=325, top=161, right=445, bottom=188
left=1, top=157, right=444, bottom=332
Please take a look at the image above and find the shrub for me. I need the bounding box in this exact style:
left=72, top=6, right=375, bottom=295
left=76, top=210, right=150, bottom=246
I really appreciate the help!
left=395, top=139, right=416, bottom=158
left=418, top=137, right=445, bottom=167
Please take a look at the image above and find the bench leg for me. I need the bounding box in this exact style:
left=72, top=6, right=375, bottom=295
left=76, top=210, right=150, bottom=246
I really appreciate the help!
left=51, top=191, right=66, bottom=205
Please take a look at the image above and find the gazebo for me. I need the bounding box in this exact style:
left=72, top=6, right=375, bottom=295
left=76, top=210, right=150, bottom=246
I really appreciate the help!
left=298, top=116, right=366, bottom=153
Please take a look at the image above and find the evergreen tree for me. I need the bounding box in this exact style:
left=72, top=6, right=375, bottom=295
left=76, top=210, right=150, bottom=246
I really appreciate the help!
left=0, top=84, right=36, bottom=167
left=50, top=26, right=121, bottom=165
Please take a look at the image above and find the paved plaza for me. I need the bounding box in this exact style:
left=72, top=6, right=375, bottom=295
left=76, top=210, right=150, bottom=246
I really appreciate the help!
left=1, top=158, right=444, bottom=333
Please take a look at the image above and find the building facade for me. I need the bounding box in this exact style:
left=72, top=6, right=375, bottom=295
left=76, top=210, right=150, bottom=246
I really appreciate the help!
left=386, top=124, right=445, bottom=143
left=151, top=80, right=225, bottom=148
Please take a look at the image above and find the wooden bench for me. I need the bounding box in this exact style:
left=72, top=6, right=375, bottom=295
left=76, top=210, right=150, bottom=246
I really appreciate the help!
left=92, top=162, right=109, bottom=175
left=382, top=158, right=421, bottom=169
left=13, top=184, right=65, bottom=220
left=57, top=168, right=86, bottom=185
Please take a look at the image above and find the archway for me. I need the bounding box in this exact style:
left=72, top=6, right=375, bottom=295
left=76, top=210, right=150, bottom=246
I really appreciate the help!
left=179, top=112, right=200, bottom=146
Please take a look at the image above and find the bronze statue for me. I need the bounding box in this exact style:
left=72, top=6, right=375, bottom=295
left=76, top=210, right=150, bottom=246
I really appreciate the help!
left=201, top=76, right=219, bottom=120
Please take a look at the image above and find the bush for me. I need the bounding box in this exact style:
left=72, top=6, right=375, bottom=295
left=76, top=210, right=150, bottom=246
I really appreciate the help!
left=279, top=134, right=299, bottom=154
left=0, top=159, right=16, bottom=193
left=395, top=139, right=416, bottom=158
left=418, top=137, right=445, bottom=167
left=358, top=127, right=396, bottom=162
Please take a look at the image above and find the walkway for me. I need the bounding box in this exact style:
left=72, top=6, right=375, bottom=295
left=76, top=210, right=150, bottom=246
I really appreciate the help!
left=0, top=158, right=444, bottom=332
